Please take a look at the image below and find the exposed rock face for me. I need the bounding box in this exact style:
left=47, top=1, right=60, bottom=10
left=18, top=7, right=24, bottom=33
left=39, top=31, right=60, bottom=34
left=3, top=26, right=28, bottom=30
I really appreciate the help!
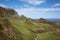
left=36, top=18, right=48, bottom=23
left=0, top=7, right=21, bottom=40
left=0, top=7, right=17, bottom=17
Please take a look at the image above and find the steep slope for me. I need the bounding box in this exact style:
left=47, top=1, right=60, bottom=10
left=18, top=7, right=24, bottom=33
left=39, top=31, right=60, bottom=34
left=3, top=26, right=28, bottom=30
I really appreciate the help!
left=8, top=14, right=60, bottom=40
left=0, top=7, right=24, bottom=40
left=0, top=7, right=60, bottom=40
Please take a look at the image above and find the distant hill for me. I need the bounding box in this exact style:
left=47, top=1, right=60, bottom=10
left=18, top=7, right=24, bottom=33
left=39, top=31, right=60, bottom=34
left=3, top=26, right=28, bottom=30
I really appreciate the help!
left=0, top=7, right=60, bottom=40
left=33, top=18, right=60, bottom=22
left=35, top=18, right=49, bottom=23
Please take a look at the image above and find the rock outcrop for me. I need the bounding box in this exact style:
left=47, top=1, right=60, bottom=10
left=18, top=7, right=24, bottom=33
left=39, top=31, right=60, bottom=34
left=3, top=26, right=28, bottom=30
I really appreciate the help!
left=0, top=7, right=17, bottom=17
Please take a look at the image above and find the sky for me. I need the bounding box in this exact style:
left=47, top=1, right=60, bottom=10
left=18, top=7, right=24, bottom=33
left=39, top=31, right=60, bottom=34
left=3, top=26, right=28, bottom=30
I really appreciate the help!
left=0, top=0, right=60, bottom=19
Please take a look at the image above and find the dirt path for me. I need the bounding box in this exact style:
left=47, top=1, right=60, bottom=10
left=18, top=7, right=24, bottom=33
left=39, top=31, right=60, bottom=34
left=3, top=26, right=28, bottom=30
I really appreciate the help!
left=34, top=34, right=39, bottom=40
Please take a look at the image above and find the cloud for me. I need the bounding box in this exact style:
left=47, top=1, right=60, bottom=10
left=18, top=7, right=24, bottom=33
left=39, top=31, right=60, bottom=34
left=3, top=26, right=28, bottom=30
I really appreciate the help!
left=15, top=8, right=60, bottom=13
left=52, top=3, right=60, bottom=6
left=15, top=8, right=60, bottom=18
left=23, top=4, right=30, bottom=8
left=19, top=0, right=45, bottom=5
left=0, top=4, right=8, bottom=8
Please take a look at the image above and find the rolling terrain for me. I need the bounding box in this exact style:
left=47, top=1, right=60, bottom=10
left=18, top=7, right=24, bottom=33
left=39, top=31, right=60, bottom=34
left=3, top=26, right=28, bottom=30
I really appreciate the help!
left=0, top=7, right=60, bottom=40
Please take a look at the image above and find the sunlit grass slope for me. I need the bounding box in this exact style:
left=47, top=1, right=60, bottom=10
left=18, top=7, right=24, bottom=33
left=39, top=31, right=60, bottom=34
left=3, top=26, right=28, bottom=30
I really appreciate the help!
left=0, top=7, right=60, bottom=40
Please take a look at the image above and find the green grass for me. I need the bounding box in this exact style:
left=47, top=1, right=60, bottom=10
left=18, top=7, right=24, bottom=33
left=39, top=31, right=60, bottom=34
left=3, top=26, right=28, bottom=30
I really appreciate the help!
left=7, top=16, right=60, bottom=40
left=37, top=31, right=60, bottom=40
left=0, top=15, right=60, bottom=40
left=0, top=7, right=60, bottom=40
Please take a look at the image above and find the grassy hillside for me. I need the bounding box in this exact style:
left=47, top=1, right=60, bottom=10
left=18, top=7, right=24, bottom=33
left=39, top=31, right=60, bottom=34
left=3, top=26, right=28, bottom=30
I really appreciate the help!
left=0, top=7, right=60, bottom=40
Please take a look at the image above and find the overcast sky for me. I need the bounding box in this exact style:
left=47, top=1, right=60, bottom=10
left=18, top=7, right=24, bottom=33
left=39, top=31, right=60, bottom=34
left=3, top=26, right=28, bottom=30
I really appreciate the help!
left=0, top=0, right=60, bottom=19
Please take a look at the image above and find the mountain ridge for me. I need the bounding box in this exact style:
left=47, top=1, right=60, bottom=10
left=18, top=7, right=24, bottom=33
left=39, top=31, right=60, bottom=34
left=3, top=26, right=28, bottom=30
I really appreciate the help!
left=0, top=7, right=60, bottom=40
